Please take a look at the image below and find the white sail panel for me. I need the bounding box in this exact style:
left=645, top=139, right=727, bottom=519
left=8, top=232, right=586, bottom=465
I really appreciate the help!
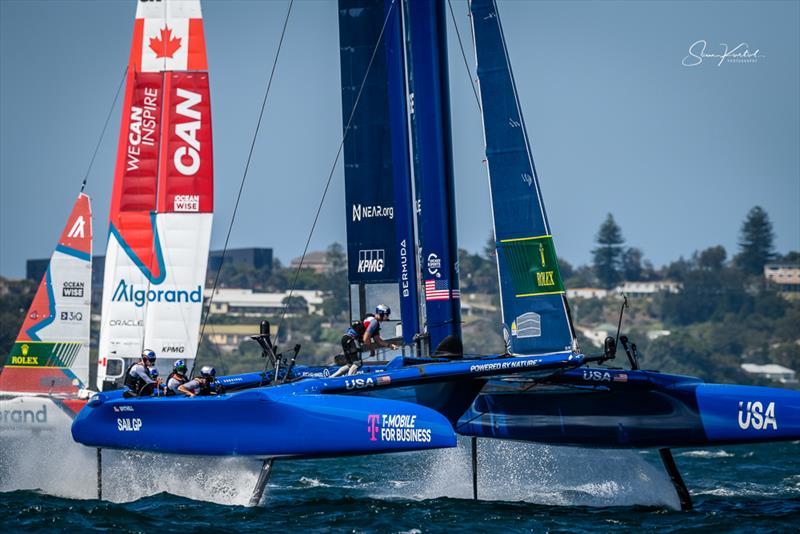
left=143, top=212, right=212, bottom=371
left=96, top=229, right=150, bottom=387
left=96, top=1, right=212, bottom=389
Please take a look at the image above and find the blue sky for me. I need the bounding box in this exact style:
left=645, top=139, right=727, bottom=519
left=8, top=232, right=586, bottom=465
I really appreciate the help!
left=1, top=0, right=798, bottom=278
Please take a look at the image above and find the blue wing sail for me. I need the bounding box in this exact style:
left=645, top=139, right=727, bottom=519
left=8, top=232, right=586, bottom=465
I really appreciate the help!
left=338, top=0, right=420, bottom=342
left=470, top=0, right=575, bottom=355
left=403, top=0, right=462, bottom=351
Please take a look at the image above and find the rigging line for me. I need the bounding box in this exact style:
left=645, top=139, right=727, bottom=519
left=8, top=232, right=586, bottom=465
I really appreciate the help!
left=273, top=0, right=398, bottom=349
left=447, top=0, right=481, bottom=114
left=194, top=0, right=294, bottom=376
left=81, top=66, right=128, bottom=193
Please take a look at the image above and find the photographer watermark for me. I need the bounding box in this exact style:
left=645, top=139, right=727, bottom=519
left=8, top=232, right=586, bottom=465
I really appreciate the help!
left=682, top=40, right=763, bottom=67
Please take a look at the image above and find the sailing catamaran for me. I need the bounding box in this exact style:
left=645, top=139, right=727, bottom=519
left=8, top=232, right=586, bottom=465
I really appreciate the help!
left=0, top=194, right=93, bottom=435
left=335, top=0, right=800, bottom=508
left=1, top=0, right=215, bottom=434
left=95, top=0, right=213, bottom=390
left=457, top=0, right=800, bottom=508
left=71, top=0, right=798, bottom=510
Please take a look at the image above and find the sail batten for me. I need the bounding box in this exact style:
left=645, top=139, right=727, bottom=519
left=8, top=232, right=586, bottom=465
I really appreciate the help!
left=470, top=0, right=575, bottom=355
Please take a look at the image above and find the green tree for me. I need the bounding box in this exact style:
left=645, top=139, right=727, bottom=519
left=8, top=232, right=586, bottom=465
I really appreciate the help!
left=622, top=247, right=644, bottom=281
left=322, top=242, right=348, bottom=319
left=558, top=258, right=575, bottom=280
left=483, top=232, right=496, bottom=260
left=0, top=278, right=36, bottom=356
left=698, top=245, right=726, bottom=271
left=564, top=264, right=596, bottom=288
left=592, top=213, right=625, bottom=288
left=735, top=206, right=775, bottom=275
left=281, top=295, right=309, bottom=314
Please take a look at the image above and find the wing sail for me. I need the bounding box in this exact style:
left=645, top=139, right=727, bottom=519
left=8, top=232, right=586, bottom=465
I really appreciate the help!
left=0, top=194, right=92, bottom=394
left=470, top=0, right=576, bottom=355
left=97, top=0, right=212, bottom=388
left=338, top=0, right=420, bottom=342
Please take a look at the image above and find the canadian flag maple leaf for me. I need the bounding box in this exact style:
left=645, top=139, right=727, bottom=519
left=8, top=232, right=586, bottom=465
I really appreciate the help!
left=149, top=27, right=182, bottom=59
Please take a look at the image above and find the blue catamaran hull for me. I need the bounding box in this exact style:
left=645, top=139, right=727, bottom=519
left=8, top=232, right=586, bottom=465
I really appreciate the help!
left=72, top=388, right=456, bottom=458
left=71, top=351, right=584, bottom=457
left=458, top=368, right=800, bottom=448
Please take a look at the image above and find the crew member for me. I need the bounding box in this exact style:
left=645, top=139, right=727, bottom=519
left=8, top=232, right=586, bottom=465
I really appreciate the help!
left=165, top=359, right=190, bottom=395
left=331, top=304, right=397, bottom=378
left=123, top=349, right=159, bottom=397
left=178, top=366, right=224, bottom=397
left=149, top=367, right=163, bottom=396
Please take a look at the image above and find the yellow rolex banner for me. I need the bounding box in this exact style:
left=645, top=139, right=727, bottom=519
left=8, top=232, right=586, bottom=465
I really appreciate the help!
left=4, top=341, right=83, bottom=369
left=498, top=235, right=565, bottom=298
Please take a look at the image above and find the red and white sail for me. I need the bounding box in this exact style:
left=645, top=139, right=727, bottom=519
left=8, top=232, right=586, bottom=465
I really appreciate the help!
left=97, top=0, right=213, bottom=389
left=0, top=194, right=92, bottom=395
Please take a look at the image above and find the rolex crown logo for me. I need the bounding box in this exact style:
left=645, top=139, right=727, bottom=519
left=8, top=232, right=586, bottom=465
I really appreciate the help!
left=21, top=344, right=29, bottom=356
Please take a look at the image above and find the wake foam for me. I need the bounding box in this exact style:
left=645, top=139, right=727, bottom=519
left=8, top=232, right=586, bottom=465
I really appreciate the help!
left=383, top=437, right=681, bottom=509
left=0, top=424, right=258, bottom=506
left=2, top=425, right=680, bottom=509
left=678, top=450, right=734, bottom=458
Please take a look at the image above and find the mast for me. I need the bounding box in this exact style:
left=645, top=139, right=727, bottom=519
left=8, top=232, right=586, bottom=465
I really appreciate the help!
left=387, top=0, right=422, bottom=346
left=403, top=0, right=462, bottom=353
left=97, top=0, right=213, bottom=389
left=469, top=0, right=576, bottom=355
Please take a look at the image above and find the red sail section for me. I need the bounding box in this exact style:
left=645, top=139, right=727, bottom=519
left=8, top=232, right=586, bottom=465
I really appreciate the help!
left=15, top=280, right=51, bottom=343
left=17, top=194, right=92, bottom=342
left=187, top=19, right=208, bottom=71
left=109, top=71, right=165, bottom=278
left=157, top=73, right=213, bottom=214
left=59, top=193, right=92, bottom=256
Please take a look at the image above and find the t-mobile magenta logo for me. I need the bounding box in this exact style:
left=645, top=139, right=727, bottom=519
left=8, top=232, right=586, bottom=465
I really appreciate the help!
left=367, top=414, right=380, bottom=441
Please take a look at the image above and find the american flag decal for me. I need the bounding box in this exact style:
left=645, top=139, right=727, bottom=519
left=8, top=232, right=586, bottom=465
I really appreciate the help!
left=425, top=279, right=460, bottom=301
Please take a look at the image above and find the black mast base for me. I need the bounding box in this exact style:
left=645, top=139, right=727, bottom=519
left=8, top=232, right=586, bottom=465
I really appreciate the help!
left=248, top=459, right=275, bottom=507
left=96, top=448, right=102, bottom=500
left=471, top=437, right=478, bottom=500
left=659, top=448, right=692, bottom=511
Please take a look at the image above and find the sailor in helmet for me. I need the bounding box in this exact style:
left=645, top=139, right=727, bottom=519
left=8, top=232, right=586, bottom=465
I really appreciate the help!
left=165, top=359, right=190, bottom=395
left=178, top=366, right=224, bottom=397
left=123, top=349, right=160, bottom=397
left=331, top=304, right=397, bottom=377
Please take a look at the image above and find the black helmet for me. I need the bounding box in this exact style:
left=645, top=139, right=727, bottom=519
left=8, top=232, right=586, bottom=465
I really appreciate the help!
left=200, top=365, right=216, bottom=380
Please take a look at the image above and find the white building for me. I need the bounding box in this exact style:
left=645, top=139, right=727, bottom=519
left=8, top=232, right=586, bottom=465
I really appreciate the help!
left=764, top=263, right=800, bottom=293
left=204, top=288, right=326, bottom=317
left=615, top=281, right=681, bottom=296
left=740, top=363, right=798, bottom=384
left=567, top=288, right=609, bottom=299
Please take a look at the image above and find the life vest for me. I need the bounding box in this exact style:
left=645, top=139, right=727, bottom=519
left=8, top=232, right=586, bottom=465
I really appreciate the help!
left=165, top=371, right=188, bottom=395
left=349, top=313, right=376, bottom=339
left=196, top=379, right=225, bottom=396
left=123, top=362, right=146, bottom=392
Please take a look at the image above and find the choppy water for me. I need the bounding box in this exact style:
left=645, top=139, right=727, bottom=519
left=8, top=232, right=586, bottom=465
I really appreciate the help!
left=1, top=431, right=798, bottom=532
